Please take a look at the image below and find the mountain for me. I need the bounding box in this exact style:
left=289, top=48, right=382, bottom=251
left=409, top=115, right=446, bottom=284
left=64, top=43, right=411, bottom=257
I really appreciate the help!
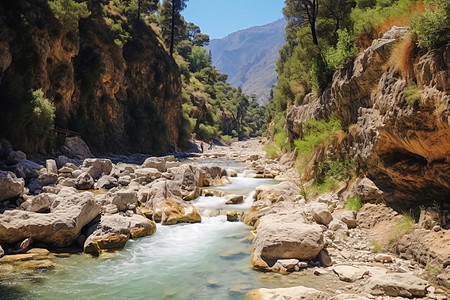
left=208, top=19, right=286, bottom=105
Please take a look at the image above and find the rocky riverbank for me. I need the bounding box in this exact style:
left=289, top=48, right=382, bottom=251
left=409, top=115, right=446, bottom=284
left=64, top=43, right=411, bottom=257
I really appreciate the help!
left=0, top=138, right=449, bottom=299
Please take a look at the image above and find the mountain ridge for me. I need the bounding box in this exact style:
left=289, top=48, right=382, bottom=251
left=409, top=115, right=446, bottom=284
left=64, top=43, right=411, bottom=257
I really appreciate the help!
left=209, top=19, right=286, bottom=105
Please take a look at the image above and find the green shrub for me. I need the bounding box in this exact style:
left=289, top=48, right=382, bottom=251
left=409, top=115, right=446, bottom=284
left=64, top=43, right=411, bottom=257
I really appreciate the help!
left=403, top=82, right=421, bottom=106
left=274, top=130, right=290, bottom=151
left=370, top=240, right=384, bottom=253
left=314, top=177, right=338, bottom=194
left=345, top=195, right=363, bottom=211
left=325, top=29, right=359, bottom=70
left=221, top=135, right=237, bottom=145
left=48, top=0, right=91, bottom=32
left=197, top=123, right=216, bottom=141
left=328, top=155, right=356, bottom=180
left=264, top=143, right=279, bottom=159
left=410, top=0, right=450, bottom=48
left=26, top=89, right=56, bottom=151
left=294, top=118, right=341, bottom=157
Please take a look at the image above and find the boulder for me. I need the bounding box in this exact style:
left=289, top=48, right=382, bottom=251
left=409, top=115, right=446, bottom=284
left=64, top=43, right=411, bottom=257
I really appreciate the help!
left=246, top=286, right=331, bottom=300
left=332, top=266, right=369, bottom=282
left=318, top=249, right=333, bottom=267
left=340, top=210, right=357, bottom=229
left=83, top=214, right=156, bottom=254
left=227, top=211, right=239, bottom=222
left=143, top=181, right=201, bottom=225
left=46, top=159, right=58, bottom=174
left=328, top=219, right=348, bottom=232
left=26, top=193, right=55, bottom=213
left=251, top=214, right=324, bottom=270
left=197, top=165, right=228, bottom=186
left=142, top=157, right=166, bottom=172
left=128, top=215, right=157, bottom=238
left=62, top=136, right=93, bottom=159
left=36, top=172, right=58, bottom=186
left=82, top=158, right=113, bottom=180
left=95, top=175, right=118, bottom=189
left=365, top=273, right=429, bottom=297
left=272, top=259, right=299, bottom=273
left=12, top=160, right=43, bottom=179
left=134, top=168, right=162, bottom=181
left=6, top=150, right=26, bottom=165
left=106, top=190, right=138, bottom=212
left=76, top=172, right=94, bottom=190
left=374, top=253, right=393, bottom=263
left=308, top=202, right=333, bottom=226
left=244, top=181, right=303, bottom=226
left=0, top=171, right=24, bottom=201
left=225, top=194, right=244, bottom=205
left=55, top=155, right=81, bottom=169
left=353, top=177, right=384, bottom=202
left=0, top=189, right=101, bottom=247
left=118, top=175, right=131, bottom=186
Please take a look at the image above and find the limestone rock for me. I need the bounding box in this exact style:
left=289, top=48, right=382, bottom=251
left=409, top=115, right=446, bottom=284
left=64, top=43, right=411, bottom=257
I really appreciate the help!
left=46, top=159, right=58, bottom=174
left=331, top=294, right=371, bottom=300
left=308, top=202, right=333, bottom=226
left=365, top=273, right=429, bottom=297
left=134, top=168, right=162, bottom=181
left=272, top=259, right=299, bottom=273
left=62, top=136, right=93, bottom=159
left=128, top=215, right=157, bottom=239
left=82, top=158, right=113, bottom=180
left=225, top=194, right=244, bottom=205
left=357, top=203, right=398, bottom=229
left=7, top=150, right=27, bottom=164
left=26, top=193, right=55, bottom=213
left=12, top=160, right=43, bottom=179
left=0, top=171, right=24, bottom=201
left=227, top=211, right=239, bottom=222
left=76, top=172, right=94, bottom=190
left=318, top=249, right=333, bottom=267
left=332, top=266, right=369, bottom=282
left=143, top=181, right=201, bottom=225
left=251, top=214, right=324, bottom=270
left=340, top=210, right=357, bottom=229
left=246, top=286, right=331, bottom=300
left=0, top=190, right=101, bottom=247
left=106, top=190, right=138, bottom=212
left=142, top=157, right=167, bottom=172
left=95, top=175, right=118, bottom=189
left=353, top=177, right=384, bottom=202
left=374, top=253, right=393, bottom=263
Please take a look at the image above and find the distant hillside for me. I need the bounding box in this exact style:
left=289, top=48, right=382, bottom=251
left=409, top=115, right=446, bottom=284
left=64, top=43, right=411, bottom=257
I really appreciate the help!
left=208, top=19, right=286, bottom=105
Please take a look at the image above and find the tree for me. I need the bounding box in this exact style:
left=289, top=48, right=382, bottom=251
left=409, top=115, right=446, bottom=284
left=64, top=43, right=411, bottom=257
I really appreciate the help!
left=192, top=33, right=210, bottom=47
left=188, top=46, right=210, bottom=72
left=126, top=0, right=158, bottom=22
left=284, top=0, right=320, bottom=45
left=48, top=0, right=91, bottom=32
left=160, top=0, right=189, bottom=55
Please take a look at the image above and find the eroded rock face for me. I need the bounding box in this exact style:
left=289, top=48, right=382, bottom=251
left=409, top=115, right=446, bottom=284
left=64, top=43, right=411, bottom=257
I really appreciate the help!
left=286, top=25, right=449, bottom=207
left=0, top=189, right=101, bottom=247
left=0, top=171, right=24, bottom=202
left=251, top=214, right=324, bottom=270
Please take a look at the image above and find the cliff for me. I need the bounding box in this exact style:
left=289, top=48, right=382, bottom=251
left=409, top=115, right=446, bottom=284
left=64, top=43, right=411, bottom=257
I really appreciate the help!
left=0, top=0, right=182, bottom=154
left=286, top=27, right=449, bottom=207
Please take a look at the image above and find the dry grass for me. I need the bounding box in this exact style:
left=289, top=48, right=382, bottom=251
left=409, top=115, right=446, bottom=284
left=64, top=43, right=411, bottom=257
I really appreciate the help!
left=389, top=32, right=418, bottom=78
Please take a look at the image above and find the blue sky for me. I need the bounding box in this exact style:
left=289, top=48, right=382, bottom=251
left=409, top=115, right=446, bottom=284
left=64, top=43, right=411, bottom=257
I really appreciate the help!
left=183, top=0, right=285, bottom=40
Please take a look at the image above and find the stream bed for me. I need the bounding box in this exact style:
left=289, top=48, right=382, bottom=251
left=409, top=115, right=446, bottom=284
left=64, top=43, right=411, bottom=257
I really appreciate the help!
left=0, top=169, right=347, bottom=299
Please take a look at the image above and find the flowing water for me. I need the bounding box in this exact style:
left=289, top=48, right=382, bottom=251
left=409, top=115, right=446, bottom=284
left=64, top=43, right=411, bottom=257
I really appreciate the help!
left=0, top=169, right=345, bottom=299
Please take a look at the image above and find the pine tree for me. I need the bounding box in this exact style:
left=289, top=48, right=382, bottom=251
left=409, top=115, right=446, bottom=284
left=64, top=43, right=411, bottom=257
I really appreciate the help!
left=160, top=0, right=189, bottom=55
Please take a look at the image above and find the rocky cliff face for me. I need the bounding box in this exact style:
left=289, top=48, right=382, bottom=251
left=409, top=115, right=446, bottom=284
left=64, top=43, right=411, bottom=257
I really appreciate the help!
left=286, top=27, right=449, bottom=207
left=0, top=0, right=181, bottom=154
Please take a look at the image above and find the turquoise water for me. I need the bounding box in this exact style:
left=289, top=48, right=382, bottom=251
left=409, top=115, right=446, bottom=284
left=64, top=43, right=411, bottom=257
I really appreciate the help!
left=0, top=177, right=286, bottom=300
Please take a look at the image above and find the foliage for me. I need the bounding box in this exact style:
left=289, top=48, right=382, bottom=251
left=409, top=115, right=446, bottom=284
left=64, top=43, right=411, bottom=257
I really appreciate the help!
left=274, top=130, right=290, bottom=151
left=345, top=195, right=362, bottom=211
left=221, top=135, right=237, bottom=145
left=264, top=143, right=279, bottom=159
left=325, top=28, right=359, bottom=69
left=370, top=240, right=384, bottom=253
left=188, top=46, right=211, bottom=73
left=328, top=154, right=356, bottom=180
left=310, top=54, right=333, bottom=93
left=403, top=82, right=421, bottom=106
left=48, top=0, right=91, bottom=32
left=410, top=0, right=450, bottom=48
left=294, top=118, right=341, bottom=157
left=197, top=123, right=216, bottom=141
left=27, top=89, right=56, bottom=151
left=159, top=0, right=188, bottom=54
left=314, top=177, right=339, bottom=194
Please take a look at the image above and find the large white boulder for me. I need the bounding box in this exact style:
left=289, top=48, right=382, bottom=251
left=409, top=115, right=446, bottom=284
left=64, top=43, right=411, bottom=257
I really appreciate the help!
left=251, top=214, right=324, bottom=270
left=0, top=189, right=101, bottom=247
